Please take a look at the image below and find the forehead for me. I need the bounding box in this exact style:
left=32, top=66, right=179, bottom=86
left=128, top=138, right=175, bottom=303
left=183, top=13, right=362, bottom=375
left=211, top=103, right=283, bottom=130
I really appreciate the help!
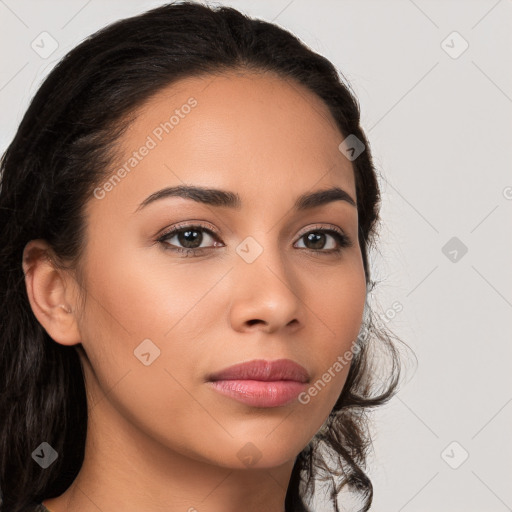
left=88, top=69, right=356, bottom=217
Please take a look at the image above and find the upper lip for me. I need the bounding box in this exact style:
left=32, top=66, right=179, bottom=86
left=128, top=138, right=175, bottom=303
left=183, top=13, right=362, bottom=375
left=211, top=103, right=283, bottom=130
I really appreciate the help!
left=207, top=359, right=310, bottom=383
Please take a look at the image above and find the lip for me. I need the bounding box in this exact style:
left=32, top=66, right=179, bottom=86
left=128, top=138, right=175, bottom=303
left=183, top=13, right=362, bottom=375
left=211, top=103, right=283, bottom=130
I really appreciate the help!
left=207, top=359, right=310, bottom=408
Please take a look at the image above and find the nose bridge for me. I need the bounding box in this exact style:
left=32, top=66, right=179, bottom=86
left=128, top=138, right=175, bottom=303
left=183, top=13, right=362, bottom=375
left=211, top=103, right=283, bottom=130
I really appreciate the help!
left=232, top=197, right=291, bottom=268
left=235, top=229, right=289, bottom=284
left=229, top=229, right=302, bottom=330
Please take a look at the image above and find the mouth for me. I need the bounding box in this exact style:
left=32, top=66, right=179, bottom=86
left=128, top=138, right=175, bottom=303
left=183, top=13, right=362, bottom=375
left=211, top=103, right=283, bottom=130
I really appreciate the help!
left=207, top=359, right=310, bottom=408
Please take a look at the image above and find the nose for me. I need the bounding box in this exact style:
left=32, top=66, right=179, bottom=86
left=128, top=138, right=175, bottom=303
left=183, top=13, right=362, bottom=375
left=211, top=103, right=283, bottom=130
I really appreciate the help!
left=228, top=238, right=304, bottom=335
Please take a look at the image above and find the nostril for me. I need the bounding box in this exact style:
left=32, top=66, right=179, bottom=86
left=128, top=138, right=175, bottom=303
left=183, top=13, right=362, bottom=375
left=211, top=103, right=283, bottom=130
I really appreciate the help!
left=247, top=319, right=264, bottom=326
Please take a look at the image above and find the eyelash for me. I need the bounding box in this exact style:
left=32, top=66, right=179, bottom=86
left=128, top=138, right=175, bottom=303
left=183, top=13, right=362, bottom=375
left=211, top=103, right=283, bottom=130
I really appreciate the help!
left=155, top=222, right=353, bottom=258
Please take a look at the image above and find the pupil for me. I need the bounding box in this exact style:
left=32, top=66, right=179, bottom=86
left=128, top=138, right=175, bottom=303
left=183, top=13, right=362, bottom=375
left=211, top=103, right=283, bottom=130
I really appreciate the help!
left=179, top=229, right=202, bottom=248
left=307, top=232, right=325, bottom=249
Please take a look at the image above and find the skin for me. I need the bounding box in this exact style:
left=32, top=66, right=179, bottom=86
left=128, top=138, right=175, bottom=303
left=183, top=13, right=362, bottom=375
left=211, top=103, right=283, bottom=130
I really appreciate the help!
left=22, top=69, right=367, bottom=512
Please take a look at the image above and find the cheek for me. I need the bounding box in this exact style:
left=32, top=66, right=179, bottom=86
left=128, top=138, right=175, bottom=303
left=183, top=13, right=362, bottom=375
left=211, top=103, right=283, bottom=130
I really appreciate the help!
left=325, top=270, right=366, bottom=342
left=80, top=240, right=197, bottom=338
left=297, top=259, right=366, bottom=419
left=312, top=253, right=367, bottom=349
left=77, top=241, right=218, bottom=393
left=75, top=246, right=213, bottom=451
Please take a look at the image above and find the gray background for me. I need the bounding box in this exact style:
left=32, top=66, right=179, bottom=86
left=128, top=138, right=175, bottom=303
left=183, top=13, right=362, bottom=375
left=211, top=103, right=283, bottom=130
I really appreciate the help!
left=1, top=1, right=511, bottom=510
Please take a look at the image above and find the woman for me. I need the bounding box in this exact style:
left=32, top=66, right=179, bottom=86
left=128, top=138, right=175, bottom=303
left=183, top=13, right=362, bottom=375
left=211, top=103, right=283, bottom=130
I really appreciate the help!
left=0, top=2, right=404, bottom=511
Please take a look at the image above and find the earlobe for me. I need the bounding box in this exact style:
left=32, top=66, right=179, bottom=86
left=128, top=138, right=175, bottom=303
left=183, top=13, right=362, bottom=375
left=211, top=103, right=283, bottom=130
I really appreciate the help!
left=22, top=239, right=81, bottom=346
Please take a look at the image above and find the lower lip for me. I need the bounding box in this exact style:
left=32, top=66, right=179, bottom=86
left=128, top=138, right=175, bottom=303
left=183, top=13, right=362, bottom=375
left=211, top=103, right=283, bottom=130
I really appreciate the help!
left=209, top=380, right=307, bottom=408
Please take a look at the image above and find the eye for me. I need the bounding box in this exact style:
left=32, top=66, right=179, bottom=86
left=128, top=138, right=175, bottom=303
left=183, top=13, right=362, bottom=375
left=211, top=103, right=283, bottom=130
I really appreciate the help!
left=157, top=223, right=222, bottom=256
left=156, top=223, right=353, bottom=257
left=294, top=225, right=353, bottom=255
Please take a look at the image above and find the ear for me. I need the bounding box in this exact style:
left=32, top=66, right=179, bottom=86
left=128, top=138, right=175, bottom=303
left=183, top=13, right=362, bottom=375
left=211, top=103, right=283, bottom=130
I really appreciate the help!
left=22, top=239, right=82, bottom=346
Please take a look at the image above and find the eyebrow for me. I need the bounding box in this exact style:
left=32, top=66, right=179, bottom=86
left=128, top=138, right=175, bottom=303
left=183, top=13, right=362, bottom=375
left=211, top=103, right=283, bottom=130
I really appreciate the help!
left=133, top=184, right=356, bottom=214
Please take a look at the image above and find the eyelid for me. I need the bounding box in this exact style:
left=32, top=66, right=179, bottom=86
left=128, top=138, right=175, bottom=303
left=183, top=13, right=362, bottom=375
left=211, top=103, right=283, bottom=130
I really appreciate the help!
left=295, top=223, right=347, bottom=239
left=156, top=220, right=219, bottom=239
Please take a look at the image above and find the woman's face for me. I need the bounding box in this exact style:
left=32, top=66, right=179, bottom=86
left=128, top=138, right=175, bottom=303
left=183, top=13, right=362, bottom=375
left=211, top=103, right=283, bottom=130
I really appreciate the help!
left=75, top=70, right=367, bottom=469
